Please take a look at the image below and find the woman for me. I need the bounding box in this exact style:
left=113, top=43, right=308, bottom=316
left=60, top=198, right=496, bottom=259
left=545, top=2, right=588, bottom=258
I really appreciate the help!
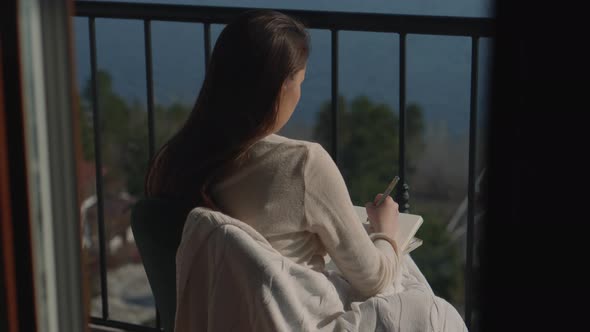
left=145, top=10, right=401, bottom=299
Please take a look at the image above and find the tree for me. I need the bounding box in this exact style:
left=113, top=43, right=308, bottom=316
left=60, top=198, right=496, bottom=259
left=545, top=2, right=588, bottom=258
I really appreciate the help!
left=313, top=95, right=425, bottom=204
left=79, top=70, right=191, bottom=197
left=410, top=208, right=464, bottom=303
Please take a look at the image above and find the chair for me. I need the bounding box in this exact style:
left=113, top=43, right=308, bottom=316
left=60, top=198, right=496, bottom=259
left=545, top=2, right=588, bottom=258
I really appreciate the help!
left=130, top=198, right=193, bottom=332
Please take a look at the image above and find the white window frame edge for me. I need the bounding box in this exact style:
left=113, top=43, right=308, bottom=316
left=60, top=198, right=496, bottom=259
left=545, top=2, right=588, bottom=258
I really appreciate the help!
left=19, top=0, right=85, bottom=331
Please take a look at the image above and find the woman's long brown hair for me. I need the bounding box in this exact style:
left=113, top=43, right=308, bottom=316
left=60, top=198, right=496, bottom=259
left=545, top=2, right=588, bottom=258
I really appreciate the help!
left=145, top=10, right=309, bottom=210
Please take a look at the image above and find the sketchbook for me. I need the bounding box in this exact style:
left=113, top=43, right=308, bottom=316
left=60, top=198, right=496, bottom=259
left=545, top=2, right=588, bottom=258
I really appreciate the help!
left=353, top=205, right=423, bottom=254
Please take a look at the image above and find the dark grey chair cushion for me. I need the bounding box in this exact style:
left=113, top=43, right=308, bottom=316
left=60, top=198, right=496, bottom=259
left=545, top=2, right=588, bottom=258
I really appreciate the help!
left=130, top=198, right=193, bottom=332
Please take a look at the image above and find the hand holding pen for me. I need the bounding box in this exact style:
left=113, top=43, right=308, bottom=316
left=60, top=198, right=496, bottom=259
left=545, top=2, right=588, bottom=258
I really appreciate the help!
left=364, top=176, right=400, bottom=237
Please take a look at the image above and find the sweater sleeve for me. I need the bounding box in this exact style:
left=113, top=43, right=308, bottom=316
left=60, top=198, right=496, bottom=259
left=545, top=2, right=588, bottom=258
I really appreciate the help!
left=302, top=143, right=400, bottom=297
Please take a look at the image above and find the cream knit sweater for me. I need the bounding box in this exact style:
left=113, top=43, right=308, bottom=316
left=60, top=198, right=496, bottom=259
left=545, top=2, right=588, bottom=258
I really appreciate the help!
left=211, top=134, right=400, bottom=297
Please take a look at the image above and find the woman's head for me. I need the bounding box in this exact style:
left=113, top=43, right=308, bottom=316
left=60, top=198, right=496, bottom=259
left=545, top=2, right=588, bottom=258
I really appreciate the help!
left=208, top=10, right=309, bottom=133
left=146, top=10, right=310, bottom=208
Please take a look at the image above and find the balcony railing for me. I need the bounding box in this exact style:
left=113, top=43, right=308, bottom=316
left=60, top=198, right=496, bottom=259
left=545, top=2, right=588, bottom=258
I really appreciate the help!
left=74, top=1, right=494, bottom=331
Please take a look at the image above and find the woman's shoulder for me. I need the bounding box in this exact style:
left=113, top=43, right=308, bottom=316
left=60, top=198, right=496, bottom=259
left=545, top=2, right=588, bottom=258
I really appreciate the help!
left=261, top=133, right=313, bottom=147
left=268, top=134, right=328, bottom=151
left=265, top=135, right=337, bottom=172
left=243, top=134, right=333, bottom=175
left=257, top=133, right=323, bottom=156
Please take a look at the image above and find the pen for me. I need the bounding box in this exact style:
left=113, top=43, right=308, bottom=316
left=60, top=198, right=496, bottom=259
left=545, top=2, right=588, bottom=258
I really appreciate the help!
left=375, top=176, right=400, bottom=207
left=366, top=176, right=400, bottom=222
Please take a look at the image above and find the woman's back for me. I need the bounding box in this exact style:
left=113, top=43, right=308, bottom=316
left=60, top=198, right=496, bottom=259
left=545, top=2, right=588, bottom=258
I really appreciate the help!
left=212, top=134, right=327, bottom=271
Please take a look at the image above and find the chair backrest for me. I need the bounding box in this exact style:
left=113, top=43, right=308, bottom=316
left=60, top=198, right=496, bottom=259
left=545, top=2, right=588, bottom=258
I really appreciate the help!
left=130, top=198, right=193, bottom=332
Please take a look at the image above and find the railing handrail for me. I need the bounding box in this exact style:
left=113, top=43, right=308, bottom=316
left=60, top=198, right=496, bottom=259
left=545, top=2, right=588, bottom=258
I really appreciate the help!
left=75, top=0, right=494, bottom=37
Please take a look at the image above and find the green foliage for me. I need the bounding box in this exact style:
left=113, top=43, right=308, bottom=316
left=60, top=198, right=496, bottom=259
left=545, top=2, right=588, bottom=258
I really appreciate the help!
left=411, top=204, right=464, bottom=304
left=312, top=95, right=425, bottom=205
left=78, top=70, right=191, bottom=197
left=78, top=94, right=95, bottom=161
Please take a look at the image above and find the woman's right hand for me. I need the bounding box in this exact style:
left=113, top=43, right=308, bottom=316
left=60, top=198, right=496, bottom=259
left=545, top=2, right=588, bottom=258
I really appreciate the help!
left=364, top=193, right=399, bottom=240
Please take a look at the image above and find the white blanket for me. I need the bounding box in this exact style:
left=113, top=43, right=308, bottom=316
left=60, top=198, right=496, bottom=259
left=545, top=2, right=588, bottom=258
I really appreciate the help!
left=175, top=207, right=467, bottom=332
